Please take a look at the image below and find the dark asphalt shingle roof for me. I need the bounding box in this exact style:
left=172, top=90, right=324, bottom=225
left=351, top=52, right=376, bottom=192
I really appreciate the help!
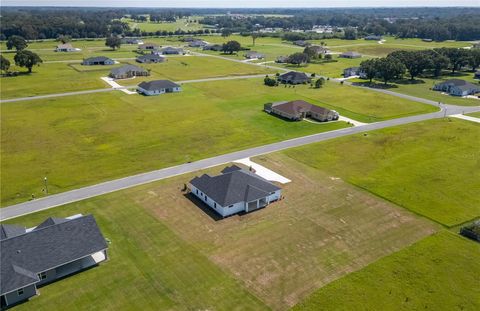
left=279, top=71, right=310, bottom=82
left=437, top=79, right=478, bottom=88
left=110, top=64, right=147, bottom=75
left=272, top=100, right=331, bottom=116
left=0, top=224, right=26, bottom=240
left=137, top=54, right=164, bottom=61
left=1, top=214, right=108, bottom=295
left=190, top=165, right=280, bottom=206
left=138, top=80, right=180, bottom=91
left=83, top=56, right=113, bottom=63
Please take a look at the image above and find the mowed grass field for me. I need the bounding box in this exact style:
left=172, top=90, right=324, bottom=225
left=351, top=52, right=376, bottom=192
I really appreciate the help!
left=0, top=56, right=273, bottom=99
left=293, top=231, right=480, bottom=311
left=284, top=118, right=480, bottom=227
left=1, top=78, right=436, bottom=206
left=3, top=151, right=438, bottom=310
left=4, top=191, right=269, bottom=311
left=138, top=154, right=437, bottom=310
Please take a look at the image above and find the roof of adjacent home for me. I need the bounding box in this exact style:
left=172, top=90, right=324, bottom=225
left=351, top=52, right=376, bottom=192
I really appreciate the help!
left=271, top=100, right=331, bottom=116
left=84, top=56, right=113, bottom=62
left=341, top=51, right=362, bottom=57
left=110, top=64, right=147, bottom=75
left=436, top=79, right=480, bottom=92
left=56, top=43, right=73, bottom=49
left=279, top=71, right=310, bottom=81
left=138, top=80, right=180, bottom=91
left=137, top=54, right=164, bottom=60
left=190, top=165, right=281, bottom=206
left=246, top=51, right=264, bottom=57
left=0, top=214, right=107, bottom=295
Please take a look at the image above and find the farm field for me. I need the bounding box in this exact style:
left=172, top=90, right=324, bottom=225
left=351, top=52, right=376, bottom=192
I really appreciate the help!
left=3, top=150, right=438, bottom=310
left=293, top=231, right=480, bottom=311
left=4, top=191, right=269, bottom=311
left=125, top=16, right=206, bottom=32
left=284, top=118, right=480, bottom=227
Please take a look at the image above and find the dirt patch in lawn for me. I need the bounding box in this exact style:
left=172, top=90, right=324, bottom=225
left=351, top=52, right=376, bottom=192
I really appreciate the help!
left=133, top=153, right=439, bottom=311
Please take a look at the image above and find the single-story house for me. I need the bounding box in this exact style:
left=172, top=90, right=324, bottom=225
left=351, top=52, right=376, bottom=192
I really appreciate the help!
left=278, top=71, right=311, bottom=84
left=109, top=64, right=149, bottom=79
left=264, top=100, right=339, bottom=122
left=365, top=35, right=382, bottom=40
left=343, top=66, right=366, bottom=78
left=0, top=214, right=108, bottom=308
left=55, top=43, right=80, bottom=52
left=433, top=79, right=480, bottom=96
left=189, top=165, right=282, bottom=217
left=293, top=40, right=310, bottom=47
left=82, top=56, right=115, bottom=66
left=157, top=47, right=184, bottom=55
left=276, top=56, right=289, bottom=63
left=474, top=71, right=480, bottom=79
left=245, top=51, right=265, bottom=59
left=137, top=80, right=181, bottom=95
left=136, top=54, right=165, bottom=64
left=422, top=38, right=433, bottom=42
left=182, top=37, right=198, bottom=42
left=188, top=40, right=208, bottom=47
left=203, top=44, right=223, bottom=51
left=308, top=45, right=330, bottom=56
left=138, top=43, right=160, bottom=51
left=121, top=37, right=143, bottom=44
left=339, top=51, right=362, bottom=59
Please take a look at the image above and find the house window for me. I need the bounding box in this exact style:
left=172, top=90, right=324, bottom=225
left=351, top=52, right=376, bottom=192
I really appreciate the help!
left=196, top=189, right=198, bottom=195
left=214, top=203, right=216, bottom=208
left=39, top=272, right=47, bottom=280
left=17, top=288, right=24, bottom=296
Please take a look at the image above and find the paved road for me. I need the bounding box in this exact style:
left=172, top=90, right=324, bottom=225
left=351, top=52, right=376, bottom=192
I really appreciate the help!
left=2, top=104, right=479, bottom=221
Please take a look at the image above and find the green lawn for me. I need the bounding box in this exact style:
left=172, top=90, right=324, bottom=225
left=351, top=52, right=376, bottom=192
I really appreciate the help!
left=4, top=191, right=269, bottom=311
left=0, top=62, right=111, bottom=99
left=293, top=231, right=480, bottom=311
left=1, top=78, right=436, bottom=206
left=467, top=111, right=480, bottom=118
left=284, top=118, right=480, bottom=227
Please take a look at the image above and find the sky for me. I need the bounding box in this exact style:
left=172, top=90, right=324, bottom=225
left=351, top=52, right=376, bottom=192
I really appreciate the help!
left=3, top=0, right=480, bottom=7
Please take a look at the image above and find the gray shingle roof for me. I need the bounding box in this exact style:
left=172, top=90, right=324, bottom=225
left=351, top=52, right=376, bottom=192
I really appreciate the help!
left=1, top=214, right=108, bottom=295
left=0, top=224, right=26, bottom=240
left=190, top=165, right=281, bottom=206
left=83, top=56, right=113, bottom=63
left=341, top=51, right=362, bottom=57
left=437, top=79, right=477, bottom=87
left=138, top=80, right=180, bottom=91
left=279, top=71, right=310, bottom=82
left=110, top=64, right=147, bottom=76
left=137, top=54, right=163, bottom=61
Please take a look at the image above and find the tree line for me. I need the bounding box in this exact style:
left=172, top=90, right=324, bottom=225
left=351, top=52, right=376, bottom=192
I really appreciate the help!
left=359, top=48, right=480, bottom=85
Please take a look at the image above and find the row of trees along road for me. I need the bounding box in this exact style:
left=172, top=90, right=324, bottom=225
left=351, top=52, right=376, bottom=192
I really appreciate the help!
left=360, top=48, right=480, bottom=84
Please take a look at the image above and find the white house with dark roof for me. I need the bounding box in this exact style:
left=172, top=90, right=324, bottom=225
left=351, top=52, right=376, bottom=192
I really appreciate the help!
left=136, top=54, right=165, bottom=64
left=433, top=79, right=480, bottom=96
left=137, top=80, right=181, bottom=96
left=245, top=51, right=265, bottom=59
left=339, top=51, right=362, bottom=59
left=0, top=214, right=108, bottom=308
left=55, top=43, right=80, bottom=52
left=109, top=64, right=149, bottom=79
left=189, top=165, right=282, bottom=217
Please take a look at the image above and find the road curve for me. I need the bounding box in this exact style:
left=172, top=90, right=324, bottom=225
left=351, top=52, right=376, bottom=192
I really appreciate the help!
left=2, top=104, right=479, bottom=221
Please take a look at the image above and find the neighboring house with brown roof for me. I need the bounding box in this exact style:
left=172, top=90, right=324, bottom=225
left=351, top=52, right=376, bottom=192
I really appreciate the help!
left=264, top=100, right=339, bottom=122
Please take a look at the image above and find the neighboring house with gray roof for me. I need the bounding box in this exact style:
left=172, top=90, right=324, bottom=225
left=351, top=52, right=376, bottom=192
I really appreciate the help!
left=157, top=47, right=184, bottom=55
left=343, top=66, right=367, bottom=78
left=0, top=214, right=108, bottom=308
left=189, top=165, right=282, bottom=217
left=203, top=44, right=223, bottom=51
left=245, top=51, right=265, bottom=59
left=137, top=80, right=181, bottom=96
left=339, top=51, right=362, bottom=59
left=82, top=56, right=115, bottom=66
left=136, top=54, right=165, bottom=64
left=109, top=64, right=149, bottom=79
left=433, top=79, right=480, bottom=96
left=55, top=43, right=80, bottom=52
left=138, top=43, right=160, bottom=52
left=278, top=71, right=311, bottom=84
left=188, top=40, right=208, bottom=47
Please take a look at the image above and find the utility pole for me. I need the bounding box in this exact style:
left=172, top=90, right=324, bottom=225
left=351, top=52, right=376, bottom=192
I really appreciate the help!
left=44, top=176, right=48, bottom=194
